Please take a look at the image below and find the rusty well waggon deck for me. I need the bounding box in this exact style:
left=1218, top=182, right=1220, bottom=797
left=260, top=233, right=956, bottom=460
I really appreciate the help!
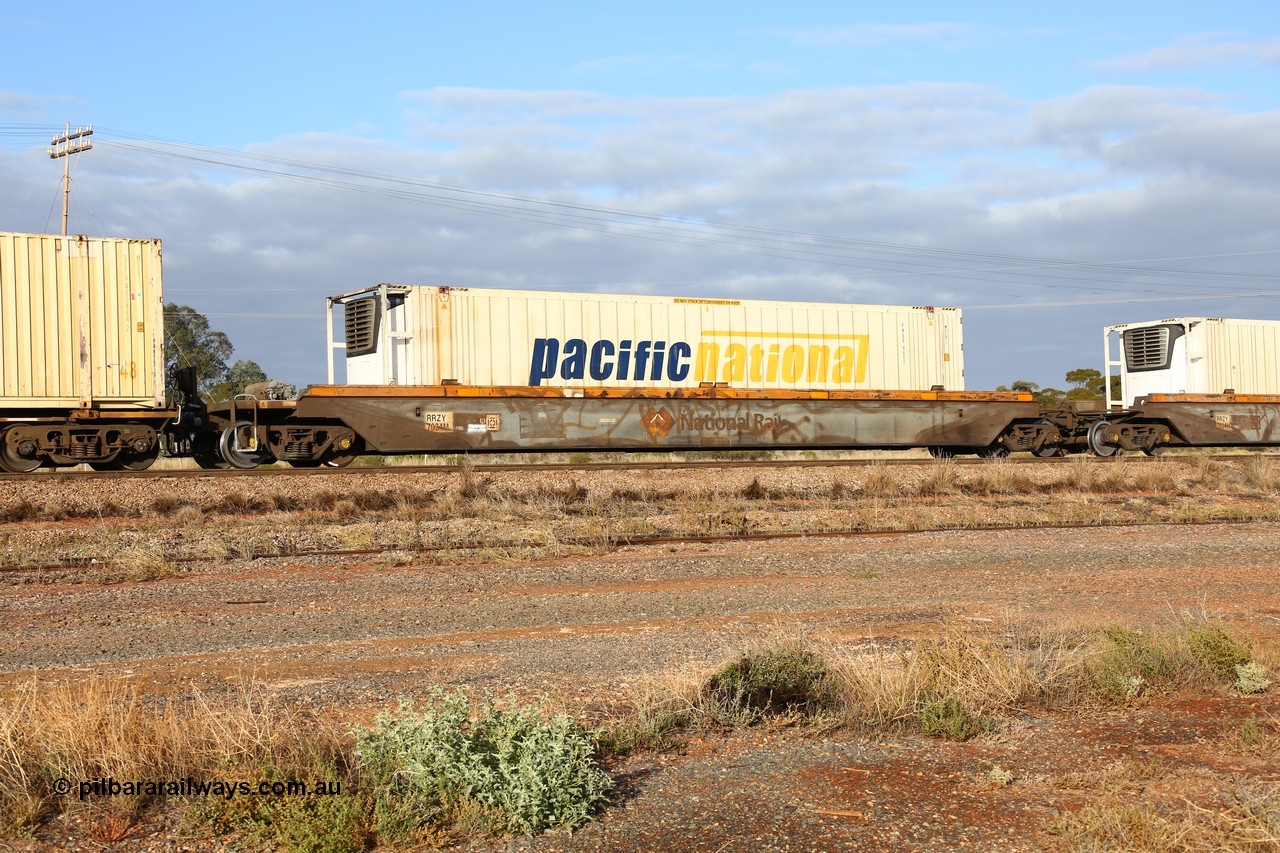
left=200, top=385, right=1051, bottom=468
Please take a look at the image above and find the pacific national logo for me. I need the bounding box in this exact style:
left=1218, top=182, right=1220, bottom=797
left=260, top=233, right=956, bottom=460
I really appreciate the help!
left=528, top=333, right=870, bottom=386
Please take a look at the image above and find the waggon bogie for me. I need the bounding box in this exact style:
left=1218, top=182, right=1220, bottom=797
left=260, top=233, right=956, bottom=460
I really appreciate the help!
left=0, top=418, right=166, bottom=472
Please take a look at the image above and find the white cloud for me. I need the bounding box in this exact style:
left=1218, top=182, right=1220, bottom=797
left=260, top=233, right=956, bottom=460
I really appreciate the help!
left=1095, top=34, right=1280, bottom=74
left=766, top=22, right=988, bottom=48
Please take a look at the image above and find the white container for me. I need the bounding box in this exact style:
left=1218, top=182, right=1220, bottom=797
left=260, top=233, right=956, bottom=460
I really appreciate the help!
left=327, top=285, right=965, bottom=391
left=0, top=232, right=165, bottom=409
left=1105, top=317, right=1280, bottom=406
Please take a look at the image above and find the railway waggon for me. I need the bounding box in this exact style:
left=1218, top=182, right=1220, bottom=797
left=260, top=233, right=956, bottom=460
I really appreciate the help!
left=0, top=232, right=173, bottom=473
left=177, top=384, right=1280, bottom=471
left=2, top=230, right=1279, bottom=473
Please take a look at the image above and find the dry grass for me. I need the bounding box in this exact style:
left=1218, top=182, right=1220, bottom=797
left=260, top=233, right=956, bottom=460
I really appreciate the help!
left=5, top=456, right=1280, bottom=581
left=916, top=458, right=959, bottom=496
left=859, top=464, right=903, bottom=498
left=606, top=619, right=1271, bottom=750
left=0, top=675, right=341, bottom=833
left=967, top=457, right=1035, bottom=496
left=2, top=618, right=1274, bottom=843
left=1053, top=785, right=1280, bottom=852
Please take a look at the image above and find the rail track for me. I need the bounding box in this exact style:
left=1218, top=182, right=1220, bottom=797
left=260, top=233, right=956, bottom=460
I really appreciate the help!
left=2, top=451, right=1271, bottom=482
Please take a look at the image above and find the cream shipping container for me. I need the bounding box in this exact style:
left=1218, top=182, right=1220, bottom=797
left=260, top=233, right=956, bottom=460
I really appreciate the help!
left=327, top=285, right=964, bottom=392
left=0, top=231, right=165, bottom=410
left=1105, top=317, right=1280, bottom=407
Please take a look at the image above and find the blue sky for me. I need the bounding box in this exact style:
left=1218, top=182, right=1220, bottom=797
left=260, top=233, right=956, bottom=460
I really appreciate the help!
left=2, top=2, right=1278, bottom=390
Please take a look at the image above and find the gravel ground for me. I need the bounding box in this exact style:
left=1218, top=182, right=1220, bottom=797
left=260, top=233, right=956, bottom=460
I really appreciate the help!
left=3, top=464, right=1280, bottom=850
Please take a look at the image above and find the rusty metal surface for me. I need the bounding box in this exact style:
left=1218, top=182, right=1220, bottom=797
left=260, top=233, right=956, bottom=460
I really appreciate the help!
left=1130, top=398, right=1280, bottom=446
left=293, top=391, right=1040, bottom=453
left=301, top=383, right=1033, bottom=402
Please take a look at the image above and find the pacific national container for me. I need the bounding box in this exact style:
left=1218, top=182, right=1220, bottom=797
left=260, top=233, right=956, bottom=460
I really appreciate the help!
left=0, top=232, right=165, bottom=409
left=1105, top=317, right=1280, bottom=406
left=327, top=285, right=965, bottom=392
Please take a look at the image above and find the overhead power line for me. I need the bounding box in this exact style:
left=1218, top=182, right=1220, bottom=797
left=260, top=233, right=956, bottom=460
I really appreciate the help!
left=3, top=122, right=1277, bottom=304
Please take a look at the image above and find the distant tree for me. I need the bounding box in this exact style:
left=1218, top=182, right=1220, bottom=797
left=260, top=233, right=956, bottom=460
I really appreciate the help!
left=995, top=378, right=1063, bottom=408
left=1035, top=387, right=1066, bottom=408
left=164, top=304, right=232, bottom=399
left=1064, top=368, right=1106, bottom=400
left=207, top=359, right=268, bottom=402
left=164, top=304, right=293, bottom=401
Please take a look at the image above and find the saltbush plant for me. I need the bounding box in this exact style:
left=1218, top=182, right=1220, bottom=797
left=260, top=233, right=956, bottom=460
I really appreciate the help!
left=706, top=643, right=832, bottom=722
left=1186, top=622, right=1253, bottom=680
left=354, top=690, right=611, bottom=843
left=917, top=694, right=982, bottom=741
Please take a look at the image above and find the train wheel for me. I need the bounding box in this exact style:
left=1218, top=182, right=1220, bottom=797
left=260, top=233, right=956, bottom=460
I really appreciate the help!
left=219, top=422, right=266, bottom=470
left=192, top=435, right=231, bottom=470
left=323, top=436, right=363, bottom=468
left=118, top=444, right=161, bottom=471
left=1087, top=420, right=1119, bottom=457
left=1033, top=418, right=1063, bottom=457
left=0, top=427, right=42, bottom=473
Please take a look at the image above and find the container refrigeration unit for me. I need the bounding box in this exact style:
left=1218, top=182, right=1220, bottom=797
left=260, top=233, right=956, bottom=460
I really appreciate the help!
left=1104, top=317, right=1280, bottom=407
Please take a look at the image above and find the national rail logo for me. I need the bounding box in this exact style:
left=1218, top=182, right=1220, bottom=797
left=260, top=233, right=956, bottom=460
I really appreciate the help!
left=528, top=333, right=871, bottom=387
left=641, top=407, right=675, bottom=438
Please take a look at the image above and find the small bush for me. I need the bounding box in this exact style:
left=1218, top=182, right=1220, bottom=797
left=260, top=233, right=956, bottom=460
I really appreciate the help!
left=705, top=644, right=832, bottom=721
left=1084, top=627, right=1183, bottom=703
left=189, top=756, right=367, bottom=853
left=1187, top=623, right=1253, bottom=680
left=987, top=766, right=1014, bottom=789
left=918, top=694, right=981, bottom=741
left=355, top=690, right=611, bottom=842
left=1241, top=716, right=1263, bottom=748
left=1236, top=662, right=1272, bottom=694
left=917, top=459, right=958, bottom=496
left=740, top=476, right=770, bottom=500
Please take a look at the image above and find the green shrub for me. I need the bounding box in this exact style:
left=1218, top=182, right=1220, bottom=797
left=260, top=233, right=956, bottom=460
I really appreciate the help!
left=918, top=694, right=981, bottom=741
left=1235, top=661, right=1272, bottom=694
left=187, top=756, right=367, bottom=853
left=705, top=645, right=831, bottom=721
left=1084, top=628, right=1183, bottom=703
left=1186, top=623, right=1253, bottom=680
left=354, top=690, right=611, bottom=842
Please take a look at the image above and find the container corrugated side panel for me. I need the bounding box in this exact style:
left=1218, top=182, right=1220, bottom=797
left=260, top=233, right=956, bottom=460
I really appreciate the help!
left=1199, top=319, right=1280, bottom=396
left=0, top=232, right=163, bottom=409
left=0, top=232, right=80, bottom=406
left=399, top=286, right=963, bottom=391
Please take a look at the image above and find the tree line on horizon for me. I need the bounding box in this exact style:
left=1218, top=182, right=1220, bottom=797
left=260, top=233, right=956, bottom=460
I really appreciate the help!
left=996, top=368, right=1120, bottom=408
